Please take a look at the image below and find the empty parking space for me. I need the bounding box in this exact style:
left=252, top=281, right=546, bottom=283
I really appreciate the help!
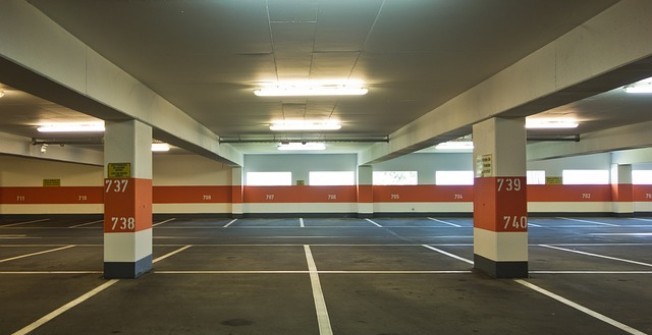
left=1, top=215, right=651, bottom=334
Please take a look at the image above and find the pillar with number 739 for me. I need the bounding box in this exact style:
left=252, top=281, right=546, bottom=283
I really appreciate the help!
left=472, top=117, right=528, bottom=278
left=103, top=120, right=153, bottom=279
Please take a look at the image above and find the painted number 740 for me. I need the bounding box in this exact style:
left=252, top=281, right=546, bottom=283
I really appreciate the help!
left=503, top=215, right=527, bottom=230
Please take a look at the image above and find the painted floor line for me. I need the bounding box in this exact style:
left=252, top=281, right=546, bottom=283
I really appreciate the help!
left=69, top=220, right=103, bottom=228
left=539, top=244, right=652, bottom=268
left=0, top=271, right=103, bottom=275
left=529, top=270, right=652, bottom=274
left=421, top=244, right=474, bottom=265
left=154, top=270, right=472, bottom=274
left=514, top=280, right=647, bottom=335
left=223, top=219, right=238, bottom=228
left=365, top=218, right=383, bottom=227
left=557, top=217, right=619, bottom=227
left=152, top=245, right=193, bottom=263
left=630, top=217, right=652, bottom=222
left=0, top=218, right=50, bottom=228
left=153, top=218, right=176, bottom=227
left=528, top=223, right=542, bottom=227
left=11, top=279, right=120, bottom=335
left=304, top=245, right=333, bottom=335
left=0, top=245, right=76, bottom=263
left=10, top=246, right=190, bottom=335
left=590, top=232, right=652, bottom=236
left=427, top=218, right=462, bottom=227
left=300, top=218, right=305, bottom=228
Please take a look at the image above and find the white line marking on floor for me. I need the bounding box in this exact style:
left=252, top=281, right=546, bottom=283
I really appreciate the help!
left=300, top=218, right=305, bottom=228
left=630, top=217, right=652, bottom=222
left=11, top=245, right=196, bottom=335
left=154, top=270, right=472, bottom=274
left=539, top=244, right=652, bottom=267
left=529, top=271, right=652, bottom=274
left=69, top=220, right=103, bottom=228
left=304, top=245, right=333, bottom=335
left=223, top=219, right=238, bottom=228
left=0, top=234, right=27, bottom=239
left=153, top=218, right=176, bottom=227
left=11, top=279, right=120, bottom=335
left=514, top=279, right=647, bottom=335
left=427, top=218, right=461, bottom=227
left=365, top=218, right=382, bottom=227
left=557, top=217, right=619, bottom=226
left=0, top=271, right=103, bottom=275
left=152, top=245, right=192, bottom=263
left=422, top=245, right=474, bottom=265
left=0, top=245, right=76, bottom=263
left=590, top=233, right=652, bottom=236
left=1, top=218, right=50, bottom=227
left=528, top=223, right=542, bottom=227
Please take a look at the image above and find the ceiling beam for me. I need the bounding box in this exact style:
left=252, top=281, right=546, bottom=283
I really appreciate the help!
left=359, top=0, right=652, bottom=165
left=0, top=0, right=242, bottom=166
left=0, top=131, right=103, bottom=166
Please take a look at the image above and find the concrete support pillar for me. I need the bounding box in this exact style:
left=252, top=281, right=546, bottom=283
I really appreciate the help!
left=611, top=164, right=633, bottom=216
left=103, top=120, right=153, bottom=279
left=357, top=165, right=373, bottom=218
left=472, top=117, right=528, bottom=278
left=231, top=166, right=244, bottom=218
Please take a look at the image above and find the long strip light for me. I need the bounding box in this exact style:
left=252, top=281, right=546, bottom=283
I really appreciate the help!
left=254, top=80, right=368, bottom=97
left=435, top=141, right=474, bottom=151
left=151, top=143, right=170, bottom=152
left=277, top=142, right=326, bottom=151
left=525, top=118, right=578, bottom=129
left=37, top=122, right=105, bottom=133
left=624, top=77, right=652, bottom=94
left=270, top=120, right=341, bottom=131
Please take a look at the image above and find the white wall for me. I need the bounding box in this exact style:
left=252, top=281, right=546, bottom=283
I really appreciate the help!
left=372, top=153, right=473, bottom=184
left=0, top=154, right=102, bottom=186
left=244, top=154, right=357, bottom=185
left=153, top=154, right=231, bottom=186
left=527, top=153, right=612, bottom=178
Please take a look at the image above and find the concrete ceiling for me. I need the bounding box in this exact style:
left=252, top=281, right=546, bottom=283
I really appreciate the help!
left=4, top=0, right=652, bottom=157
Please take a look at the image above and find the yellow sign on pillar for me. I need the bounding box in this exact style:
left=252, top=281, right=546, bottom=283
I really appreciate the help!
left=108, top=163, right=132, bottom=179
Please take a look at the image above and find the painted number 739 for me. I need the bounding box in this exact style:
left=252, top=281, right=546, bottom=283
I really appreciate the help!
left=496, top=178, right=521, bottom=192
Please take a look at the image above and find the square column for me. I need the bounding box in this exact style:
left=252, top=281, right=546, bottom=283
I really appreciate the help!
left=103, top=120, right=153, bottom=279
left=231, top=166, right=244, bottom=218
left=357, top=165, right=373, bottom=218
left=472, top=117, right=528, bottom=278
left=611, top=164, right=633, bottom=216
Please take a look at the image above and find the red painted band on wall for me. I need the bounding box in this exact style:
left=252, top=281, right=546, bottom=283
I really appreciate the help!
left=104, top=178, right=152, bottom=233
left=0, top=186, right=103, bottom=204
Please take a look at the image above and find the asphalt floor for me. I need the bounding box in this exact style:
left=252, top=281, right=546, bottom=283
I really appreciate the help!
left=1, top=215, right=651, bottom=334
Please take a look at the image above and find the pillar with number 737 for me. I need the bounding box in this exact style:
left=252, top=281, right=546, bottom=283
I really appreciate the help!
left=472, top=117, right=528, bottom=278
left=103, top=120, right=153, bottom=279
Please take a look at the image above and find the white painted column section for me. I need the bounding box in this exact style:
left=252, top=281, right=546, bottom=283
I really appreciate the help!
left=472, top=117, right=528, bottom=278
left=103, top=120, right=153, bottom=279
left=231, top=166, right=244, bottom=218
left=357, top=165, right=373, bottom=218
left=611, top=164, right=633, bottom=216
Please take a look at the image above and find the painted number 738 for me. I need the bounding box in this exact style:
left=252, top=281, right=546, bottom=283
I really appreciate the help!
left=111, top=217, right=135, bottom=230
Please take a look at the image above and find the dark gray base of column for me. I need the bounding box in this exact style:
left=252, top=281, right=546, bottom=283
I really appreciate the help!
left=474, top=254, right=528, bottom=278
left=104, top=255, right=152, bottom=279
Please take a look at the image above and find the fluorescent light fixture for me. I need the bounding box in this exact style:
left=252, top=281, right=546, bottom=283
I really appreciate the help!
left=255, top=79, right=368, bottom=97
left=270, top=120, right=341, bottom=131
left=277, top=142, right=326, bottom=151
left=37, top=122, right=105, bottom=133
left=525, top=118, right=578, bottom=129
left=0, top=90, right=5, bottom=98
left=624, top=77, right=652, bottom=93
left=151, top=143, right=170, bottom=152
left=435, top=141, right=474, bottom=151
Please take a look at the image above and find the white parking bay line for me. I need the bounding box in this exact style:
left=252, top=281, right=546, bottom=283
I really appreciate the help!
left=1, top=218, right=50, bottom=227
left=69, top=220, right=103, bottom=228
left=153, top=218, right=176, bottom=227
left=0, top=245, right=76, bottom=263
left=557, top=217, right=619, bottom=227
left=427, top=218, right=461, bottom=227
left=11, top=245, right=191, bottom=335
left=515, top=280, right=647, bottom=335
left=223, top=219, right=238, bottom=228
left=300, top=218, right=305, bottom=228
left=304, top=245, right=333, bottom=335
left=365, top=218, right=382, bottom=227
left=539, top=244, right=652, bottom=267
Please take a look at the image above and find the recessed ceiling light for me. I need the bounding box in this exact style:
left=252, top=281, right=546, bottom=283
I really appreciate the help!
left=37, top=122, right=105, bottom=133
left=525, top=118, right=578, bottom=129
left=254, top=79, right=368, bottom=97
left=0, top=89, right=5, bottom=98
left=624, top=77, right=652, bottom=94
left=270, top=120, right=341, bottom=131
left=277, top=142, right=326, bottom=151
